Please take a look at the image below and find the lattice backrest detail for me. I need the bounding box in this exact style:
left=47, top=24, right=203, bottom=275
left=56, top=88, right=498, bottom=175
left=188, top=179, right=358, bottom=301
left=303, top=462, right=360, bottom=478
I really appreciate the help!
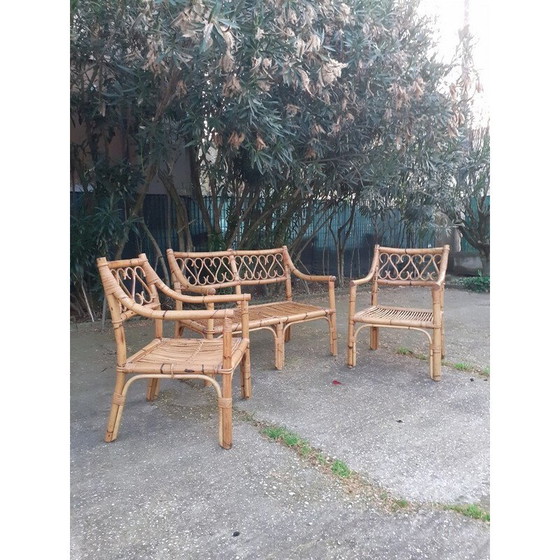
left=177, top=255, right=237, bottom=288
left=98, top=256, right=161, bottom=324
left=110, top=264, right=158, bottom=315
left=377, top=250, right=443, bottom=284
left=234, top=252, right=287, bottom=284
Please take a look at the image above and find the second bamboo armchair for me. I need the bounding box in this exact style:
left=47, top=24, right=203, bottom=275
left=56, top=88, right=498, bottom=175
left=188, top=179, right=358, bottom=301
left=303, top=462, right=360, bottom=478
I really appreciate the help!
left=347, top=245, right=450, bottom=381
left=97, top=254, right=251, bottom=449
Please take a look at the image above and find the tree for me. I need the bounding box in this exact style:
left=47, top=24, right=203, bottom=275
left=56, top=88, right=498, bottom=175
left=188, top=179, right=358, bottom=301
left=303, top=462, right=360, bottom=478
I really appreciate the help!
left=438, top=9, right=490, bottom=274
left=70, top=0, right=460, bottom=315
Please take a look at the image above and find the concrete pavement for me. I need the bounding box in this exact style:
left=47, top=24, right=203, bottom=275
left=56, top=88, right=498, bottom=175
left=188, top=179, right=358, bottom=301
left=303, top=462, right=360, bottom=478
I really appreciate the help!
left=70, top=284, right=490, bottom=559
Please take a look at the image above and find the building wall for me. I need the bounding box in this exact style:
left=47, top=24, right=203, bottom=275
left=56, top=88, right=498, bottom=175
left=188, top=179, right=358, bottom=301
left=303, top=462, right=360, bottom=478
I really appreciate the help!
left=70, top=120, right=192, bottom=196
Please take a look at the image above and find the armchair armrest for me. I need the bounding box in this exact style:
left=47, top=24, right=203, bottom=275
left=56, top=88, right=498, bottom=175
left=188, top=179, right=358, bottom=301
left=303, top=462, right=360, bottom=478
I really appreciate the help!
left=113, top=290, right=236, bottom=322
left=174, top=281, right=217, bottom=296
left=283, top=246, right=336, bottom=284
left=349, top=268, right=376, bottom=287
left=147, top=266, right=251, bottom=306
left=291, top=269, right=336, bottom=284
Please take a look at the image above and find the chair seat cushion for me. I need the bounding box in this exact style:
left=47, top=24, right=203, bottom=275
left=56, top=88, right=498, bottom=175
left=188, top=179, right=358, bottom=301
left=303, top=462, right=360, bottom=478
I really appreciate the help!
left=119, top=337, right=248, bottom=375
left=354, top=305, right=435, bottom=329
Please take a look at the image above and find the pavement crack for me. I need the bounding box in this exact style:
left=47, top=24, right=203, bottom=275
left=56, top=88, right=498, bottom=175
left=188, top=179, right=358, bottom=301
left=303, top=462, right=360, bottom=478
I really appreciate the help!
left=235, top=408, right=490, bottom=523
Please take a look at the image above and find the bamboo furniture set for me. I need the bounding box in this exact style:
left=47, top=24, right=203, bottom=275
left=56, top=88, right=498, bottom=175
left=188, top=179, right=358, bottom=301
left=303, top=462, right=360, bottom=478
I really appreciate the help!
left=97, top=244, right=450, bottom=449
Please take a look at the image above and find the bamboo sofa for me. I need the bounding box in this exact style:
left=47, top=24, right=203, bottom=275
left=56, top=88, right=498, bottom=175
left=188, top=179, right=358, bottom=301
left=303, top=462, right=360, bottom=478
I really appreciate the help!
left=97, top=253, right=251, bottom=449
left=166, top=246, right=338, bottom=370
left=347, top=245, right=450, bottom=381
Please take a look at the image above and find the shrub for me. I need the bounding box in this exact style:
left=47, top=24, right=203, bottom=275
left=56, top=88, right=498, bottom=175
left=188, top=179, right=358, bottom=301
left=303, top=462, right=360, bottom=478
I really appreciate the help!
left=460, top=272, right=489, bottom=293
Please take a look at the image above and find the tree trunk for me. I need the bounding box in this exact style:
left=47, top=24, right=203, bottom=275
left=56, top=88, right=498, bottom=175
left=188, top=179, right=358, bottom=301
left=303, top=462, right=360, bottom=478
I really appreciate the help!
left=115, top=162, right=158, bottom=259
left=158, top=167, right=194, bottom=251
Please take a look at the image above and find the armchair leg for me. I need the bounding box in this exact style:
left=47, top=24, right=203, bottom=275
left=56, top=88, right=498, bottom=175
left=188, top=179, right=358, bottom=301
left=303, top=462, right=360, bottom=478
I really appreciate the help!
left=431, top=327, right=442, bottom=381
left=274, top=324, right=285, bottom=370
left=329, top=312, right=338, bottom=356
left=204, top=331, right=215, bottom=387
left=218, top=374, right=233, bottom=449
left=146, top=378, right=160, bottom=401
left=284, top=326, right=291, bottom=342
left=241, top=349, right=252, bottom=399
left=105, top=373, right=126, bottom=442
left=347, top=320, right=356, bottom=367
left=369, top=326, right=379, bottom=350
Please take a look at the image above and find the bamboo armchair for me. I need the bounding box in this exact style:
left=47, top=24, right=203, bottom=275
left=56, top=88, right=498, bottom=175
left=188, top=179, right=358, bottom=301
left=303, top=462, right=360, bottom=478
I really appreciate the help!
left=97, top=253, right=251, bottom=449
left=347, top=245, right=450, bottom=381
left=167, top=246, right=337, bottom=370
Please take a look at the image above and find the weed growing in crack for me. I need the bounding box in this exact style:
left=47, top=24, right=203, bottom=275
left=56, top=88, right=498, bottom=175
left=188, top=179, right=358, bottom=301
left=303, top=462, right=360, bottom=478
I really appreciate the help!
left=445, top=504, right=490, bottom=522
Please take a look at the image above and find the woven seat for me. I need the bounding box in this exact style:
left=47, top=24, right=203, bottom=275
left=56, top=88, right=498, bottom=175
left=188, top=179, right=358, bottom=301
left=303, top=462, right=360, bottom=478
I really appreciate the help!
left=354, top=305, right=434, bottom=329
left=347, top=245, right=450, bottom=381
left=167, top=247, right=337, bottom=370
left=120, top=338, right=247, bottom=375
left=97, top=254, right=251, bottom=449
left=181, top=301, right=331, bottom=334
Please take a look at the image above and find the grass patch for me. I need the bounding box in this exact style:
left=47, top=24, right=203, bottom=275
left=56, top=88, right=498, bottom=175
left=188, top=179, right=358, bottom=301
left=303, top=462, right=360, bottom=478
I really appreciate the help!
left=445, top=504, right=490, bottom=522
left=394, top=499, right=409, bottom=509
left=262, top=426, right=308, bottom=450
left=263, top=425, right=353, bottom=482
left=262, top=426, right=286, bottom=440
left=395, top=347, right=489, bottom=377
left=331, top=459, right=351, bottom=478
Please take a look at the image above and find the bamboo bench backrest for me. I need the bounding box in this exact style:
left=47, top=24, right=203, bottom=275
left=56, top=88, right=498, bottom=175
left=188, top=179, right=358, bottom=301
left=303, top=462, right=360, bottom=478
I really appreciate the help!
left=167, top=247, right=291, bottom=295
left=373, top=245, right=450, bottom=287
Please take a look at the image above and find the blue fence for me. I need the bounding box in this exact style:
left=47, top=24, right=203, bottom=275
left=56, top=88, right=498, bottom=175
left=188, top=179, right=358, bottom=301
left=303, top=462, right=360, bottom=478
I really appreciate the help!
left=72, top=193, right=436, bottom=278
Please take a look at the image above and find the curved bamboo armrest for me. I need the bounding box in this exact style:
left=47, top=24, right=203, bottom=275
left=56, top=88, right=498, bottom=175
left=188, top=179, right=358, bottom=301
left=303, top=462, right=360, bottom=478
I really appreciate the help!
left=157, top=278, right=251, bottom=305
left=282, top=246, right=336, bottom=284
left=291, top=268, right=336, bottom=283
left=349, top=267, right=376, bottom=287
left=114, top=291, right=236, bottom=322
left=174, top=282, right=217, bottom=296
